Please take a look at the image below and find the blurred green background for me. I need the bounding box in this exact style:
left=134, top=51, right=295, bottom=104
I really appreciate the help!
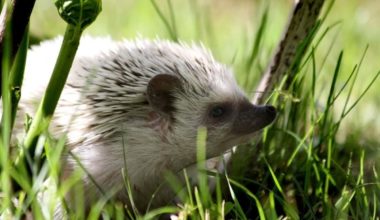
left=29, top=0, right=379, bottom=152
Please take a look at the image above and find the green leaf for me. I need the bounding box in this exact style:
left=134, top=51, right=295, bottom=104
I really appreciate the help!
left=55, top=0, right=102, bottom=28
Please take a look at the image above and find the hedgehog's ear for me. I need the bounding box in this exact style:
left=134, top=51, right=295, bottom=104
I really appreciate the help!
left=147, top=74, right=181, bottom=115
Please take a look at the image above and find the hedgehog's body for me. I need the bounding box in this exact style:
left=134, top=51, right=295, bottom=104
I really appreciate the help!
left=19, top=37, right=276, bottom=213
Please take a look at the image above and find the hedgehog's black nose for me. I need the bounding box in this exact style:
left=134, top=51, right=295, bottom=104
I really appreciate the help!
left=265, top=105, right=276, bottom=115
left=231, top=103, right=277, bottom=135
left=264, top=105, right=277, bottom=122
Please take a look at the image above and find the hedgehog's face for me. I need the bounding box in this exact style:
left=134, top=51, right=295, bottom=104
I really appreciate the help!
left=199, top=99, right=276, bottom=157
left=146, top=73, right=276, bottom=159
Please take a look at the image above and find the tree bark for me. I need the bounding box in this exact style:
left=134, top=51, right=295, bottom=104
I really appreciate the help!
left=224, top=0, right=326, bottom=183
left=253, top=0, right=325, bottom=104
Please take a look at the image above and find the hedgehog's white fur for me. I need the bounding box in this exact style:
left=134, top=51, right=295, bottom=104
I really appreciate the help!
left=18, top=36, right=255, bottom=213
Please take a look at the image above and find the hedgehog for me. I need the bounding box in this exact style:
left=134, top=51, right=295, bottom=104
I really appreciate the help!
left=17, top=37, right=276, bottom=214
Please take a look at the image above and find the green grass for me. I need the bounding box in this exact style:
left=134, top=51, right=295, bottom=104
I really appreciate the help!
left=1, top=0, right=380, bottom=219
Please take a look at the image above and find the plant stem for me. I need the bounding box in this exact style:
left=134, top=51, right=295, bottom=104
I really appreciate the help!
left=0, top=0, right=37, bottom=98
left=23, top=24, right=82, bottom=149
left=5, top=25, right=28, bottom=132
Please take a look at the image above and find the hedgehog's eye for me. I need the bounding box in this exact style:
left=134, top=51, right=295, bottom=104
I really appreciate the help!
left=210, top=106, right=225, bottom=118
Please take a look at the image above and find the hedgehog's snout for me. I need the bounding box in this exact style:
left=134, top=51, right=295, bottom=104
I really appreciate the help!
left=265, top=105, right=277, bottom=115
left=231, top=101, right=276, bottom=135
